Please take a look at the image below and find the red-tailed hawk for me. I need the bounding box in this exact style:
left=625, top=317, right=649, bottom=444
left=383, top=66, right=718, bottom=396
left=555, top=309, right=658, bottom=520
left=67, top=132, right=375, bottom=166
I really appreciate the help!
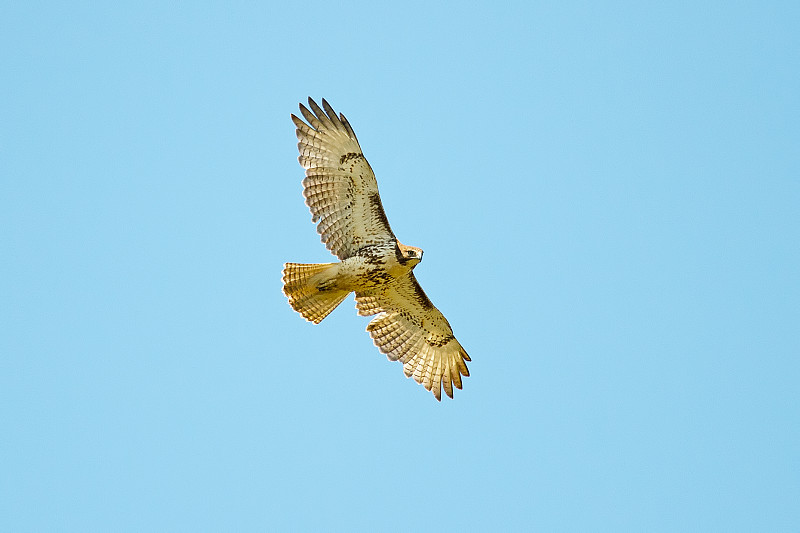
left=282, top=98, right=471, bottom=400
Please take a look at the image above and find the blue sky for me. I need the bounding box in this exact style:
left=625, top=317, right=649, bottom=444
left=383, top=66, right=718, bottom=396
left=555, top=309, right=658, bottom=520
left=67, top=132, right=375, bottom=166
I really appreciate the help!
left=2, top=1, right=799, bottom=531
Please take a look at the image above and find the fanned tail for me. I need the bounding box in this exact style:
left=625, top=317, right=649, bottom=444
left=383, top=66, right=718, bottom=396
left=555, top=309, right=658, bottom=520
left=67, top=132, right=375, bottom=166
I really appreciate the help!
left=282, top=262, right=349, bottom=324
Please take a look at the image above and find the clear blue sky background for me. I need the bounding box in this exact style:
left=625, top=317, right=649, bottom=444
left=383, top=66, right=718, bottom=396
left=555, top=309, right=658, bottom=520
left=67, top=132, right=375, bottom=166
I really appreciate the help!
left=2, top=2, right=798, bottom=531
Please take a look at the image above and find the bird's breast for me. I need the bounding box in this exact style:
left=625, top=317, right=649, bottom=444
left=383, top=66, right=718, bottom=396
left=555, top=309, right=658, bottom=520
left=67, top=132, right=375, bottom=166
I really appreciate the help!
left=338, top=249, right=411, bottom=291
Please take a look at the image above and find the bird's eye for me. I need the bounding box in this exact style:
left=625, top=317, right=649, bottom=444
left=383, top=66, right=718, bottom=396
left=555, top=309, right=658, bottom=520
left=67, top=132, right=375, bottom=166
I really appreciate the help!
left=407, top=250, right=416, bottom=257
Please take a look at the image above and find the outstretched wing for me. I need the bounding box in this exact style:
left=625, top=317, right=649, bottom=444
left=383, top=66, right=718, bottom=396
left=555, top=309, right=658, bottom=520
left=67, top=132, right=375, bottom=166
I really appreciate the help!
left=355, top=273, right=471, bottom=400
left=292, top=98, right=395, bottom=259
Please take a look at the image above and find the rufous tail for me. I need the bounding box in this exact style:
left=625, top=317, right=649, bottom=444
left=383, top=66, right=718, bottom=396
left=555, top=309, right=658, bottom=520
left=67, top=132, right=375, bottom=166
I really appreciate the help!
left=282, top=262, right=349, bottom=324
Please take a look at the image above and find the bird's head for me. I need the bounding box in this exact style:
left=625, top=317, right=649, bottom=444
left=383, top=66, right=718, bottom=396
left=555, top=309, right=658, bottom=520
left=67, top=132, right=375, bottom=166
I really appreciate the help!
left=397, top=241, right=423, bottom=266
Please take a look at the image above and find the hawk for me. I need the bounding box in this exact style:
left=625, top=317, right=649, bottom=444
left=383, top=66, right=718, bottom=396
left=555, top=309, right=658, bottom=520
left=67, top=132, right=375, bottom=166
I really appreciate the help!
left=282, top=98, right=471, bottom=400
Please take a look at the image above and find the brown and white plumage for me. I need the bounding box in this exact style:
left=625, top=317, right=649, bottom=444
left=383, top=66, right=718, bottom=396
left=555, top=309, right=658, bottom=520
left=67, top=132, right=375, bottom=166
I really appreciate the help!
left=356, top=275, right=470, bottom=401
left=282, top=98, right=470, bottom=400
left=292, top=98, right=394, bottom=258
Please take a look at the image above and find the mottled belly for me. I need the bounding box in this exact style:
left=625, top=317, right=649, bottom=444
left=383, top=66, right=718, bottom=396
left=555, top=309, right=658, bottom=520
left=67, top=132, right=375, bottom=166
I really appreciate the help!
left=334, top=255, right=406, bottom=292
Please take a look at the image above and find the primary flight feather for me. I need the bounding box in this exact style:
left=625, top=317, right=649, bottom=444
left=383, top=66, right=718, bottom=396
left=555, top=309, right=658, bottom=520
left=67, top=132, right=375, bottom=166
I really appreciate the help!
left=282, top=98, right=470, bottom=400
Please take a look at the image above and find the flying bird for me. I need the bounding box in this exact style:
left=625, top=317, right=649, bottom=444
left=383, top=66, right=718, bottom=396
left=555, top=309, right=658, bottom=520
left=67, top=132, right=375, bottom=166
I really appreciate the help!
left=282, top=98, right=470, bottom=400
